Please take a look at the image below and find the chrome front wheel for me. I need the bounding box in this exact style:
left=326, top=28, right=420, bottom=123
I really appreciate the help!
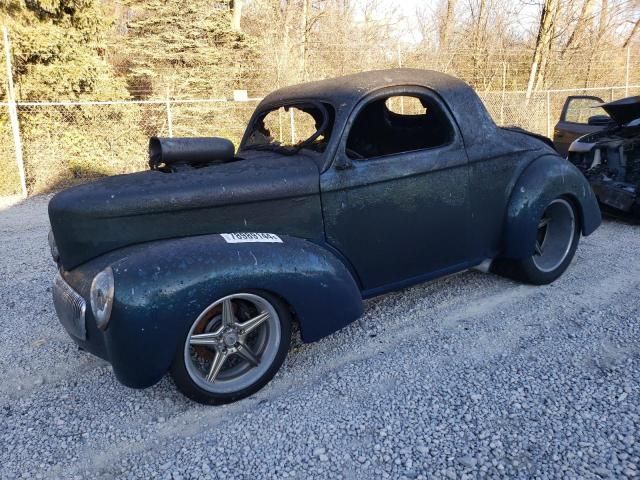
left=171, top=291, right=291, bottom=404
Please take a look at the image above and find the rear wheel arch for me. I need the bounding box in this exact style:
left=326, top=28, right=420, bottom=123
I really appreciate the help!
left=493, top=194, right=581, bottom=285
left=562, top=192, right=586, bottom=235
left=500, top=154, right=599, bottom=260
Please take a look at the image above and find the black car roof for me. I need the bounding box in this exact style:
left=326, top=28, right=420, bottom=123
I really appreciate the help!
left=256, top=68, right=497, bottom=149
left=263, top=68, right=468, bottom=104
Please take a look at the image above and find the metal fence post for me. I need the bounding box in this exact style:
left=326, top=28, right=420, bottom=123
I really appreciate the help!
left=165, top=90, right=173, bottom=137
left=546, top=90, right=551, bottom=138
left=289, top=108, right=295, bottom=144
left=3, top=26, right=27, bottom=198
left=500, top=61, right=506, bottom=125
left=625, top=47, right=630, bottom=97
left=398, top=45, right=404, bottom=114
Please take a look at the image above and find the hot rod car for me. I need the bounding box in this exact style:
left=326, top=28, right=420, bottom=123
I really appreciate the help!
left=49, top=69, right=601, bottom=404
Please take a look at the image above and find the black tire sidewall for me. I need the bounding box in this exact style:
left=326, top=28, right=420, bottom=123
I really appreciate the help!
left=518, top=198, right=581, bottom=285
left=170, top=290, right=292, bottom=405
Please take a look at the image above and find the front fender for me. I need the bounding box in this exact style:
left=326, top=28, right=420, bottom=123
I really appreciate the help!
left=70, top=234, right=363, bottom=388
left=502, top=155, right=601, bottom=259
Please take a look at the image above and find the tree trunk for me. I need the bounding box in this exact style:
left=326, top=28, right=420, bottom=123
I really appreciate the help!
left=526, top=0, right=559, bottom=100
left=299, top=0, right=310, bottom=82
left=563, top=0, right=595, bottom=54
left=438, top=0, right=456, bottom=51
left=230, top=0, right=243, bottom=32
left=471, top=0, right=486, bottom=87
left=597, top=0, right=608, bottom=42
left=623, top=18, right=640, bottom=47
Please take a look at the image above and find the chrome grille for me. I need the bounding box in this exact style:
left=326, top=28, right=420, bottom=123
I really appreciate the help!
left=52, top=273, right=87, bottom=340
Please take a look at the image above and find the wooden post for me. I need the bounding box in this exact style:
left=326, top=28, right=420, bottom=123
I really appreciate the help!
left=3, top=26, right=27, bottom=198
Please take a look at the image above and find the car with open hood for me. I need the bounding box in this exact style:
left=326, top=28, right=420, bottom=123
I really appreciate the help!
left=48, top=69, right=601, bottom=404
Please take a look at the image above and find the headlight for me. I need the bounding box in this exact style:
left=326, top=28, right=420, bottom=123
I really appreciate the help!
left=90, top=267, right=115, bottom=331
left=48, top=230, right=59, bottom=263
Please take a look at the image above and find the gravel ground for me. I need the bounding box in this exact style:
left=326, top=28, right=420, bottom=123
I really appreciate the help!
left=0, top=195, right=639, bottom=480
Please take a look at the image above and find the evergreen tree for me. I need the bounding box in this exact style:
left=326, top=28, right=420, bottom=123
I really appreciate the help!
left=1, top=0, right=128, bottom=100
left=113, top=0, right=255, bottom=99
left=0, top=0, right=144, bottom=194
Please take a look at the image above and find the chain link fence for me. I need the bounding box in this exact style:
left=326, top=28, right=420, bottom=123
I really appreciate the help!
left=1, top=85, right=638, bottom=196
left=0, top=104, right=19, bottom=196
left=481, top=85, right=640, bottom=137
left=3, top=99, right=259, bottom=194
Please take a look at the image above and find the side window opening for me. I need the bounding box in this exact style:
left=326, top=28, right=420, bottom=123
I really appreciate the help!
left=564, top=97, right=608, bottom=124
left=346, top=94, right=453, bottom=159
left=244, top=102, right=334, bottom=154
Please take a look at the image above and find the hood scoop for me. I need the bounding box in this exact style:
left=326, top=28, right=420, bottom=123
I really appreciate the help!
left=149, top=137, right=236, bottom=172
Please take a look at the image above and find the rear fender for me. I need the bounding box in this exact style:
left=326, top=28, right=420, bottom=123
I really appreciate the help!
left=90, top=234, right=363, bottom=387
left=502, top=155, right=601, bottom=259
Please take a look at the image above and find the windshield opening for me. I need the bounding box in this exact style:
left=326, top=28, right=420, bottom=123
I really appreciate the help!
left=243, top=101, right=334, bottom=155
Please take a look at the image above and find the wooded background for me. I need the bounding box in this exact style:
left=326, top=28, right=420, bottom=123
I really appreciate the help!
left=0, top=0, right=639, bottom=195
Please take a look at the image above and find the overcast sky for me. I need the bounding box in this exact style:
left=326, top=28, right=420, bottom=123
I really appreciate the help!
left=372, top=0, right=541, bottom=43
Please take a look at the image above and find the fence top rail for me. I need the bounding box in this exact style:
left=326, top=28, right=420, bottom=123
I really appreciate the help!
left=501, top=85, right=640, bottom=95
left=0, top=97, right=263, bottom=107
left=0, top=85, right=637, bottom=108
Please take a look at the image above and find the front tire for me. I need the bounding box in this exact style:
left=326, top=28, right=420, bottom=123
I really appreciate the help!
left=170, top=291, right=292, bottom=405
left=494, top=197, right=580, bottom=285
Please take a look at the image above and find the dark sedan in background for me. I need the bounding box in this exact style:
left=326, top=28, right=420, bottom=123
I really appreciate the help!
left=554, top=95, right=640, bottom=218
left=553, top=95, right=611, bottom=157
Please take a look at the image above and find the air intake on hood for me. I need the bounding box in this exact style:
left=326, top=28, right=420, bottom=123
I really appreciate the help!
left=149, top=137, right=235, bottom=171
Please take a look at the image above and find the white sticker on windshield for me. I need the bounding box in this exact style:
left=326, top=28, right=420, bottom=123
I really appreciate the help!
left=220, top=233, right=283, bottom=243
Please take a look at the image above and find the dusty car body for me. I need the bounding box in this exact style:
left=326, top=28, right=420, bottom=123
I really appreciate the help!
left=565, top=96, right=640, bottom=218
left=49, top=69, right=601, bottom=404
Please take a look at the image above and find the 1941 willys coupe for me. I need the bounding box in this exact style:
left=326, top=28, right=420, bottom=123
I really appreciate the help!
left=49, top=69, right=601, bottom=404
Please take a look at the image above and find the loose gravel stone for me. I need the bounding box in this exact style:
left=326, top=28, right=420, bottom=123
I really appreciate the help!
left=0, top=195, right=639, bottom=480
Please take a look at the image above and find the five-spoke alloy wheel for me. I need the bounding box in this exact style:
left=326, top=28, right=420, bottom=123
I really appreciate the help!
left=170, top=291, right=291, bottom=404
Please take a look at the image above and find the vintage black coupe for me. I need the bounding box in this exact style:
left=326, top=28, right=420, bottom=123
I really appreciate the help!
left=49, top=69, right=601, bottom=404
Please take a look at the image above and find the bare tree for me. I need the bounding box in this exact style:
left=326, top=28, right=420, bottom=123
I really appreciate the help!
left=597, top=0, right=609, bottom=41
left=563, top=0, right=596, bottom=53
left=439, top=0, right=457, bottom=50
left=230, top=0, right=243, bottom=32
left=623, top=17, right=640, bottom=47
left=526, top=0, right=559, bottom=99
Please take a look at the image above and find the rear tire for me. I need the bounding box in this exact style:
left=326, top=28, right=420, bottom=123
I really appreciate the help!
left=170, top=290, right=291, bottom=405
left=493, top=197, right=580, bottom=285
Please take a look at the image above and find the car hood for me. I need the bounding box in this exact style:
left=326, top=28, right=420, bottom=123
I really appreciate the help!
left=598, top=96, right=640, bottom=126
left=49, top=151, right=322, bottom=270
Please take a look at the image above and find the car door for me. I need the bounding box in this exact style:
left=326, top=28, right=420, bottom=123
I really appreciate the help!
left=320, top=87, right=472, bottom=295
left=554, top=95, right=607, bottom=156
